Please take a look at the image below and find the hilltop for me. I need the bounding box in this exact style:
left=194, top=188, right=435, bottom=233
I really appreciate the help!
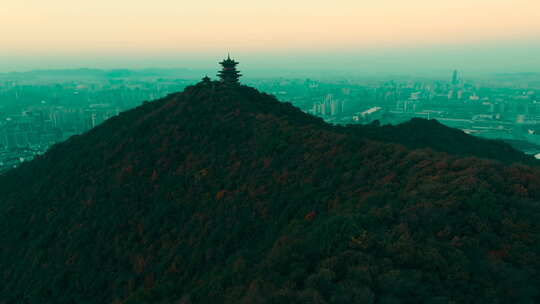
left=347, top=118, right=535, bottom=165
left=2, top=79, right=540, bottom=304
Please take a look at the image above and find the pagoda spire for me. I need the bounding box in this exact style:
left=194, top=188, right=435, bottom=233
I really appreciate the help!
left=218, top=55, right=242, bottom=85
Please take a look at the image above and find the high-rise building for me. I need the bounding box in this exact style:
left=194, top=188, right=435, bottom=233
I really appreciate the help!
left=452, top=70, right=459, bottom=86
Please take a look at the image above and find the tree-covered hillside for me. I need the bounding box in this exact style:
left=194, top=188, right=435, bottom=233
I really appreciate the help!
left=1, top=81, right=540, bottom=304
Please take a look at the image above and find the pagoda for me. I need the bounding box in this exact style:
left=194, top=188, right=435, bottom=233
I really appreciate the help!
left=218, top=54, right=242, bottom=85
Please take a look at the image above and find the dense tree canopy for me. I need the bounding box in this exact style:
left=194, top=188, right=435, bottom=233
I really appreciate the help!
left=1, top=81, right=540, bottom=304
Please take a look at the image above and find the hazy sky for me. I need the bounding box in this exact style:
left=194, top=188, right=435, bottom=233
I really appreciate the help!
left=1, top=0, right=539, bottom=73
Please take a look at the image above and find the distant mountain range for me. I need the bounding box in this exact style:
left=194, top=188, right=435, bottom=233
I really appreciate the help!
left=2, top=68, right=540, bottom=83
left=2, top=80, right=540, bottom=303
left=0, top=68, right=208, bottom=81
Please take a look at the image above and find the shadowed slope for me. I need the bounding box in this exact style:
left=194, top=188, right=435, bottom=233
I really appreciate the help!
left=340, top=118, right=536, bottom=165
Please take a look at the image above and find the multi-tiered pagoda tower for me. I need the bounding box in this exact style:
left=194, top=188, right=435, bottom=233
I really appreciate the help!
left=218, top=54, right=242, bottom=85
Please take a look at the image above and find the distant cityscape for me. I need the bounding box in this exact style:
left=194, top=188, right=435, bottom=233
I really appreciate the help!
left=257, top=71, right=540, bottom=155
left=1, top=69, right=539, bottom=172
left=0, top=71, right=191, bottom=172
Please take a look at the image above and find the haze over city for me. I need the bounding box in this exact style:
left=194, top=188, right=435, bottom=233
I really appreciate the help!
left=1, top=0, right=539, bottom=73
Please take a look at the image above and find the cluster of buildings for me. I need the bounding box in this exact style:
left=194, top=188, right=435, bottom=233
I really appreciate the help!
left=380, top=72, right=540, bottom=149
left=254, top=71, right=540, bottom=154
left=0, top=104, right=120, bottom=148
left=1, top=67, right=539, bottom=172
left=0, top=77, right=189, bottom=172
left=308, top=94, right=345, bottom=117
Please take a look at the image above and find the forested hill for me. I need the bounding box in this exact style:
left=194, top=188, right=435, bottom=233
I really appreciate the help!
left=2, top=81, right=540, bottom=304
left=343, top=118, right=537, bottom=165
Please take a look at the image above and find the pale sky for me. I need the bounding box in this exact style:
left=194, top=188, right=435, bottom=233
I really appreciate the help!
left=1, top=0, right=539, bottom=73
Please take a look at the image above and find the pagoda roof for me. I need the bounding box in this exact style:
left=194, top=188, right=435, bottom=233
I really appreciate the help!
left=220, top=54, right=239, bottom=65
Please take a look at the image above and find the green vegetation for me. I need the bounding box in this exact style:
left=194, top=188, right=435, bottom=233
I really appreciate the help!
left=1, top=81, right=540, bottom=303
